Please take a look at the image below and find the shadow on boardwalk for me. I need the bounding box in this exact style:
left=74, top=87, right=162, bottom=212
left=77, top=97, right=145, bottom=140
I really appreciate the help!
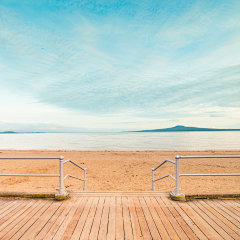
left=0, top=192, right=239, bottom=239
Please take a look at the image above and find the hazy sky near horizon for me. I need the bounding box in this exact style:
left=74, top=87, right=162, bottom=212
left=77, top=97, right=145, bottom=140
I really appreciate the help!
left=0, top=0, right=240, bottom=132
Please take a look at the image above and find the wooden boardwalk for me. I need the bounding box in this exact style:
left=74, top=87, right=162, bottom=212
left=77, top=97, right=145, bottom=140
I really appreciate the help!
left=0, top=192, right=239, bottom=239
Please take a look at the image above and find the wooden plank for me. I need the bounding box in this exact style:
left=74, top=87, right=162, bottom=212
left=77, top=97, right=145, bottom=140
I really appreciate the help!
left=0, top=200, right=38, bottom=238
left=43, top=197, right=77, bottom=240
left=234, top=200, right=240, bottom=207
left=144, top=197, right=170, bottom=240
left=157, top=197, right=189, bottom=240
left=115, top=197, right=124, bottom=240
left=198, top=200, right=240, bottom=235
left=10, top=201, right=52, bottom=240
left=0, top=200, right=13, bottom=211
left=132, top=197, right=152, bottom=240
left=224, top=200, right=240, bottom=211
left=127, top=197, right=143, bottom=240
left=194, top=200, right=238, bottom=239
left=216, top=200, right=240, bottom=221
left=80, top=197, right=99, bottom=239
left=138, top=197, right=161, bottom=240
left=35, top=200, right=69, bottom=240
left=150, top=197, right=180, bottom=240
left=20, top=201, right=62, bottom=240
left=89, top=197, right=104, bottom=239
left=0, top=201, right=18, bottom=217
left=0, top=201, right=42, bottom=240
left=122, top=197, right=133, bottom=240
left=70, top=197, right=94, bottom=240
left=169, top=199, right=208, bottom=240
left=176, top=201, right=223, bottom=240
left=0, top=201, right=25, bottom=225
left=188, top=200, right=233, bottom=240
left=212, top=200, right=240, bottom=224
left=161, top=197, right=197, bottom=240
left=204, top=200, right=240, bottom=228
left=107, top=197, right=115, bottom=240
left=60, top=197, right=88, bottom=240
left=51, top=196, right=84, bottom=240
left=98, top=197, right=111, bottom=240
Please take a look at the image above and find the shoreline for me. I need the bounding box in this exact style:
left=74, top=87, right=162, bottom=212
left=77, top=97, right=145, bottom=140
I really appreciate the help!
left=0, top=150, right=239, bottom=194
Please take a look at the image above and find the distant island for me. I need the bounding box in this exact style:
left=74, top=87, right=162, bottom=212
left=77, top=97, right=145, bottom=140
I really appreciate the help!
left=130, top=125, right=240, bottom=132
left=0, top=131, right=44, bottom=134
left=0, top=131, right=16, bottom=134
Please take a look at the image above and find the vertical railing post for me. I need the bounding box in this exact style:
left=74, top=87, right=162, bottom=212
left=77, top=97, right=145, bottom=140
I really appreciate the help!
left=151, top=168, right=155, bottom=191
left=173, top=155, right=181, bottom=196
left=83, top=168, right=87, bottom=191
left=58, top=156, right=66, bottom=195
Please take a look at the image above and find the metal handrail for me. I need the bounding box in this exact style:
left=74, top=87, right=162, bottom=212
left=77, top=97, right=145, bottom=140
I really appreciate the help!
left=172, top=155, right=240, bottom=197
left=63, top=159, right=86, bottom=191
left=151, top=159, right=175, bottom=191
left=0, top=156, right=87, bottom=196
left=151, top=155, right=240, bottom=193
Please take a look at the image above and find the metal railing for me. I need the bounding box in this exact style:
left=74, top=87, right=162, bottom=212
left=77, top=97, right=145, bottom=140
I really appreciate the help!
left=151, top=159, right=176, bottom=191
left=0, top=156, right=86, bottom=196
left=152, top=155, right=240, bottom=196
left=63, top=159, right=86, bottom=191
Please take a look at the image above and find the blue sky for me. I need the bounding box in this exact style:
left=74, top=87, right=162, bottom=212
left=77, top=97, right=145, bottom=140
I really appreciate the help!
left=0, top=0, right=240, bottom=132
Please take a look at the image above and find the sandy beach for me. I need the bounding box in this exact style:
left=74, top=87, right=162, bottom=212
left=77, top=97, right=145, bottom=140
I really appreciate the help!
left=0, top=150, right=239, bottom=194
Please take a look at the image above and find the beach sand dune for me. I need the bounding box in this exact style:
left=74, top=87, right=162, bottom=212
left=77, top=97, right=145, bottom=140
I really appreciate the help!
left=0, top=150, right=239, bottom=194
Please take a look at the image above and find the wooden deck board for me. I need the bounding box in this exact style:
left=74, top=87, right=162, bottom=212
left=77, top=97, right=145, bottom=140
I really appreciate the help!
left=151, top=197, right=180, bottom=240
left=89, top=197, right=104, bottom=239
left=161, top=197, right=197, bottom=240
left=127, top=197, right=143, bottom=240
left=193, top=200, right=238, bottom=239
left=11, top=201, right=52, bottom=240
left=70, top=197, right=93, bottom=240
left=188, top=200, right=232, bottom=240
left=107, top=197, right=115, bottom=240
left=157, top=197, right=189, bottom=240
left=0, top=193, right=239, bottom=239
left=98, top=197, right=111, bottom=240
left=177, top=200, right=224, bottom=240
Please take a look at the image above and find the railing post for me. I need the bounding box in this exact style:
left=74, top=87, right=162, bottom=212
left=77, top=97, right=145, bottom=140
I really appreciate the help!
left=58, top=156, right=66, bottom=195
left=173, top=155, right=181, bottom=196
left=151, top=168, right=155, bottom=191
left=83, top=168, right=87, bottom=191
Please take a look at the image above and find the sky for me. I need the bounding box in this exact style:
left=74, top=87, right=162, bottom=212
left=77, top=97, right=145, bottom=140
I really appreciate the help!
left=0, top=0, right=240, bottom=132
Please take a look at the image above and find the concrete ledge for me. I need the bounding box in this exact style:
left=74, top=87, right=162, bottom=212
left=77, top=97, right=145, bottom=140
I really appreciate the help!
left=170, top=192, right=186, bottom=201
left=185, top=193, right=240, bottom=200
left=0, top=192, right=56, bottom=199
left=55, top=193, right=69, bottom=201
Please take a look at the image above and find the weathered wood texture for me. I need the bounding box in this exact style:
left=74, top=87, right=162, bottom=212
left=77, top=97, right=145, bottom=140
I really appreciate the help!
left=0, top=193, right=239, bottom=239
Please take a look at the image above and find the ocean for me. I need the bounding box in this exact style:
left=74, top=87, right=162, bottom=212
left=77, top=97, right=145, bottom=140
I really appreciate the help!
left=1, top=131, right=240, bottom=150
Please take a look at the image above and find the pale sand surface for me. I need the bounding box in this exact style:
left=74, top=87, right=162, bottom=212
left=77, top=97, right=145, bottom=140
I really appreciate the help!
left=0, top=150, right=239, bottom=194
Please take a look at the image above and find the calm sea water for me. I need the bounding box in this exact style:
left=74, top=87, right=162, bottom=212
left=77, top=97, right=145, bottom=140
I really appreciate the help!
left=0, top=132, right=240, bottom=150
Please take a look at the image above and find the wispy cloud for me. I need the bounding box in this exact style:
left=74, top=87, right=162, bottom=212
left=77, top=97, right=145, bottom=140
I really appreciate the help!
left=0, top=0, right=240, bottom=130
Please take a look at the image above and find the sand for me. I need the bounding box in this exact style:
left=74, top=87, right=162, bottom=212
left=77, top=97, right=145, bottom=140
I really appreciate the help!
left=0, top=150, right=239, bottom=194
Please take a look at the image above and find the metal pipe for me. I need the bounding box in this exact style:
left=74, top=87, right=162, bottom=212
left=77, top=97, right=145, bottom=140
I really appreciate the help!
left=83, top=168, right=87, bottom=191
left=65, top=174, right=84, bottom=181
left=0, top=174, right=59, bottom=177
left=153, top=159, right=175, bottom=171
left=173, top=155, right=181, bottom=196
left=0, top=157, right=60, bottom=159
left=58, top=156, right=66, bottom=195
left=179, top=155, right=240, bottom=159
left=180, top=173, right=240, bottom=176
left=154, top=174, right=175, bottom=182
left=68, top=160, right=85, bottom=170
left=151, top=168, right=154, bottom=191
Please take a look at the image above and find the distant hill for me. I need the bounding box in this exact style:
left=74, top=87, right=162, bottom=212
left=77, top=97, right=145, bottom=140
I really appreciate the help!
left=0, top=131, right=16, bottom=134
left=131, top=125, right=240, bottom=132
